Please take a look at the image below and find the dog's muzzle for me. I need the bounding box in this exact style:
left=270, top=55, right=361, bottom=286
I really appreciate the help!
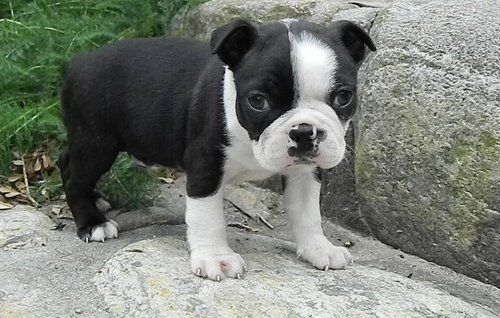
left=287, top=123, right=326, bottom=162
left=252, top=103, right=345, bottom=172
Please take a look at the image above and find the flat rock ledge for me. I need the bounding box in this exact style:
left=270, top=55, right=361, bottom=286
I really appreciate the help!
left=0, top=205, right=54, bottom=250
left=95, top=234, right=495, bottom=318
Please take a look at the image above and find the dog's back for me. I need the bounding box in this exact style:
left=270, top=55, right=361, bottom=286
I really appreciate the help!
left=61, top=37, right=210, bottom=167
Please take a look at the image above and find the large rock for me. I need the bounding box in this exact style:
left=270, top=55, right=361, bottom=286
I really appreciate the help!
left=94, top=235, right=497, bottom=317
left=167, top=0, right=386, bottom=40
left=1, top=201, right=499, bottom=316
left=0, top=206, right=54, bottom=249
left=356, top=0, right=500, bottom=286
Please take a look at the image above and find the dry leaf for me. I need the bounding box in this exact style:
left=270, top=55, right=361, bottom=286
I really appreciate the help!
left=5, top=190, right=21, bottom=198
left=8, top=174, right=23, bottom=182
left=12, top=160, right=23, bottom=166
left=51, top=206, right=62, bottom=215
left=0, top=186, right=15, bottom=194
left=0, top=201, right=14, bottom=210
left=158, top=177, right=174, bottom=184
left=42, top=154, right=53, bottom=169
left=14, top=181, right=26, bottom=191
left=26, top=163, right=34, bottom=176
left=16, top=197, right=29, bottom=204
left=34, top=159, right=42, bottom=172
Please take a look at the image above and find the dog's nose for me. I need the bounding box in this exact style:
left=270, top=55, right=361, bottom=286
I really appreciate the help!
left=289, top=123, right=317, bottom=143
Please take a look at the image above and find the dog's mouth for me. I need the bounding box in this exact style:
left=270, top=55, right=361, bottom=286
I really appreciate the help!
left=287, top=145, right=319, bottom=163
left=291, top=157, right=316, bottom=166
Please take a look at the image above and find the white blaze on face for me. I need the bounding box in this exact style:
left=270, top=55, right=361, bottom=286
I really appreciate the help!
left=290, top=32, right=337, bottom=102
left=252, top=25, right=346, bottom=172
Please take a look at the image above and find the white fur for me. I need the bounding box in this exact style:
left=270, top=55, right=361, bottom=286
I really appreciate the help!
left=95, top=197, right=112, bottom=212
left=185, top=187, right=245, bottom=280
left=290, top=32, right=338, bottom=101
left=284, top=170, right=352, bottom=269
left=89, top=220, right=119, bottom=242
left=252, top=102, right=346, bottom=172
left=280, top=18, right=298, bottom=27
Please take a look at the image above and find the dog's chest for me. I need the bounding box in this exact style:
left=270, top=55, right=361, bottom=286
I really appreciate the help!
left=223, top=132, right=274, bottom=183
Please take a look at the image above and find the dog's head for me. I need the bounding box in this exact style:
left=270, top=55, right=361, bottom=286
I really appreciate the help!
left=211, top=19, right=376, bottom=172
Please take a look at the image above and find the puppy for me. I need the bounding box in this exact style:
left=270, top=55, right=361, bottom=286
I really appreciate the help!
left=59, top=19, right=375, bottom=281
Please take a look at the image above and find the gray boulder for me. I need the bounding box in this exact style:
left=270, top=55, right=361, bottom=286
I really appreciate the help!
left=0, top=206, right=54, bottom=249
left=94, top=235, right=497, bottom=318
left=167, top=0, right=387, bottom=40
left=2, top=197, right=499, bottom=316
left=356, top=0, right=500, bottom=286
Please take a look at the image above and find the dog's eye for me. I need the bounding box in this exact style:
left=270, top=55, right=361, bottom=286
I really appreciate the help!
left=247, top=93, right=269, bottom=111
left=331, top=90, right=353, bottom=108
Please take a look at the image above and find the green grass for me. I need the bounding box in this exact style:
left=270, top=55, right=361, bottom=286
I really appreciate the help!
left=0, top=0, right=204, bottom=208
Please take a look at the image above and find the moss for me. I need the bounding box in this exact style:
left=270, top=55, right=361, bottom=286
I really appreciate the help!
left=356, top=111, right=499, bottom=247
left=479, top=131, right=498, bottom=152
left=438, top=132, right=500, bottom=246
left=451, top=140, right=473, bottom=163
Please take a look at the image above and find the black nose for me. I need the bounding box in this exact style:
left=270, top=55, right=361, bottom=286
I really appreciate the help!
left=289, top=123, right=316, bottom=143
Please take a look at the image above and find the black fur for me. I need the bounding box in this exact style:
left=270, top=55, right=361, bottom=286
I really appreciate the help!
left=60, top=37, right=225, bottom=239
left=231, top=23, right=295, bottom=141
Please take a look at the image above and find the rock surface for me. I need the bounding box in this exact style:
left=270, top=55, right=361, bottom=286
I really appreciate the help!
left=95, top=235, right=497, bottom=318
left=356, top=0, right=500, bottom=286
left=167, top=0, right=389, bottom=40
left=0, top=205, right=54, bottom=249
left=1, top=192, right=500, bottom=317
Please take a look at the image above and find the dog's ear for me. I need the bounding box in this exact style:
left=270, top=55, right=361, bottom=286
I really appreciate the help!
left=210, top=19, right=258, bottom=68
left=329, top=20, right=376, bottom=63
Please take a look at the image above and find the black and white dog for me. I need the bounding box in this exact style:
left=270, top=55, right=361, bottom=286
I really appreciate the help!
left=59, top=19, right=375, bottom=281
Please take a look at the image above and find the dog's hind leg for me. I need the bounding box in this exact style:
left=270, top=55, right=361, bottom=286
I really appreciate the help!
left=58, top=148, right=70, bottom=188
left=65, top=137, right=119, bottom=242
left=59, top=147, right=113, bottom=214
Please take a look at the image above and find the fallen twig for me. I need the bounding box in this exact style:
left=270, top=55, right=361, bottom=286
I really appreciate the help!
left=224, top=198, right=256, bottom=221
left=228, top=223, right=259, bottom=232
left=21, top=155, right=40, bottom=208
left=257, top=213, right=274, bottom=230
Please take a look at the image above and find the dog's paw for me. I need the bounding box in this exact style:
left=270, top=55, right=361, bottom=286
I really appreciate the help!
left=78, top=220, right=119, bottom=243
left=95, top=197, right=112, bottom=212
left=190, top=248, right=246, bottom=281
left=297, top=235, right=353, bottom=270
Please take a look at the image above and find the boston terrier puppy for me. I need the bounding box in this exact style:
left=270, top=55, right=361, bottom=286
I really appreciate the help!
left=59, top=19, right=375, bottom=281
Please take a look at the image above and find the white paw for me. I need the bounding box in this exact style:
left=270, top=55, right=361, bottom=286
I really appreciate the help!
left=190, top=248, right=246, bottom=281
left=89, top=220, right=119, bottom=243
left=95, top=197, right=112, bottom=212
left=297, top=235, right=353, bottom=270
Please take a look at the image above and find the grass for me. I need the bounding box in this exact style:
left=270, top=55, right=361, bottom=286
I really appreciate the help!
left=0, top=0, right=204, bottom=208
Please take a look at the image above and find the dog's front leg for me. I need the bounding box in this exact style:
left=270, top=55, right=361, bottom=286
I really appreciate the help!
left=284, top=169, right=352, bottom=270
left=186, top=186, right=246, bottom=281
